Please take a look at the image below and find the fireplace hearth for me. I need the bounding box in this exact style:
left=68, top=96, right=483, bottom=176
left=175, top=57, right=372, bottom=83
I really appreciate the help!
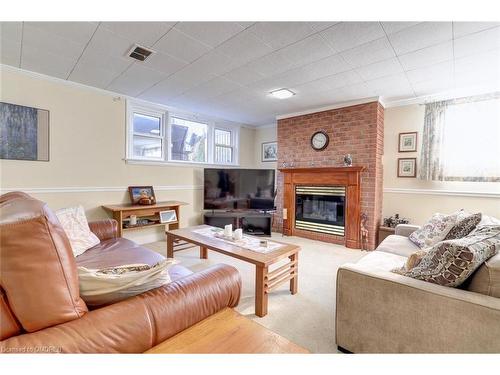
left=295, top=186, right=345, bottom=236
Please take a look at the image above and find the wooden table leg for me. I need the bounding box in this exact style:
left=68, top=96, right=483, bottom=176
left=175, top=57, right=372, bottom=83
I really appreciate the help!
left=255, top=265, right=269, bottom=317
left=167, top=233, right=175, bottom=258
left=289, top=252, right=298, bottom=295
left=200, top=246, right=208, bottom=259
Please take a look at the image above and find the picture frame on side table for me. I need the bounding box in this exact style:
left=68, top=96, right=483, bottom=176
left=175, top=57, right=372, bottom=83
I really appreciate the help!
left=262, top=141, right=277, bottom=162
left=397, top=158, right=417, bottom=178
left=398, top=132, right=418, bottom=152
left=159, top=209, right=177, bottom=224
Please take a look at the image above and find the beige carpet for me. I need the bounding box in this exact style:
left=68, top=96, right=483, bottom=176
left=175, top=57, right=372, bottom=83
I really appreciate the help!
left=145, top=233, right=366, bottom=353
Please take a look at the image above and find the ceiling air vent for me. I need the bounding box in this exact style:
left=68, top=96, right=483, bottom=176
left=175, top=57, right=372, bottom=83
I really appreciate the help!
left=128, top=45, right=155, bottom=62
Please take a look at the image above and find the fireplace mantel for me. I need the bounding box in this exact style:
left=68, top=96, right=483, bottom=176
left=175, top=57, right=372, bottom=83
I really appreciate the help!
left=278, top=166, right=365, bottom=249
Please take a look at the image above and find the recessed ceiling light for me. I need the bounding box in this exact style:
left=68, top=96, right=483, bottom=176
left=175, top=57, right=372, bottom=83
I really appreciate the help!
left=270, top=88, right=295, bottom=99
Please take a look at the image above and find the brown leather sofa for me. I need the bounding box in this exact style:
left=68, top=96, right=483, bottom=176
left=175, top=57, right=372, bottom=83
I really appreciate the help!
left=0, top=192, right=241, bottom=353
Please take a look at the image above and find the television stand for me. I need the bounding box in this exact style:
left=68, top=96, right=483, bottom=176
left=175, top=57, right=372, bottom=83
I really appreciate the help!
left=203, top=211, right=272, bottom=237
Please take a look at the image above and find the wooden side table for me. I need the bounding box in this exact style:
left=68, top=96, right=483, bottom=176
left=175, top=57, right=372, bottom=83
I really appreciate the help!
left=102, top=201, right=188, bottom=237
left=145, top=308, right=309, bottom=354
left=378, top=226, right=396, bottom=246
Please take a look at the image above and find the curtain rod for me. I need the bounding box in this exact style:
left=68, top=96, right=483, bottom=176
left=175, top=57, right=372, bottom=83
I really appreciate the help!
left=419, top=91, right=500, bottom=106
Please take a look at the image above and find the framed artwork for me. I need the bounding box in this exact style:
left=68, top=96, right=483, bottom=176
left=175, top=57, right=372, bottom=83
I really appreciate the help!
left=398, top=158, right=417, bottom=178
left=0, top=102, right=50, bottom=161
left=262, top=141, right=277, bottom=162
left=128, top=186, right=156, bottom=205
left=159, top=209, right=177, bottom=223
left=398, top=132, right=417, bottom=152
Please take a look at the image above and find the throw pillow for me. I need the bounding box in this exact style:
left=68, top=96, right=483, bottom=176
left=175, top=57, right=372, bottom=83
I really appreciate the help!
left=392, top=249, right=428, bottom=275
left=55, top=205, right=100, bottom=257
left=444, top=212, right=482, bottom=240
left=409, top=213, right=458, bottom=249
left=78, top=258, right=177, bottom=306
left=401, top=225, right=500, bottom=287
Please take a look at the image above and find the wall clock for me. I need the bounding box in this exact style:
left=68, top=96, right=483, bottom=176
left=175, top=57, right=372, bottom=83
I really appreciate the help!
left=311, top=131, right=329, bottom=151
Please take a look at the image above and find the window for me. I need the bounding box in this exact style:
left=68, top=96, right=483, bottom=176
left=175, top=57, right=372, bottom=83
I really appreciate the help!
left=126, top=100, right=239, bottom=165
left=131, top=112, right=164, bottom=159
left=214, top=128, right=234, bottom=164
left=441, top=98, right=500, bottom=181
left=420, top=96, right=500, bottom=182
left=170, top=117, right=208, bottom=163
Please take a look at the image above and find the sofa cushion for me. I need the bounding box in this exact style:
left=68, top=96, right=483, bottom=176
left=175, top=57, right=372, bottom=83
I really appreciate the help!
left=0, top=193, right=88, bottom=332
left=354, top=251, right=407, bottom=273
left=400, top=226, right=500, bottom=287
left=466, top=252, right=500, bottom=298
left=409, top=212, right=458, bottom=248
left=377, top=234, right=421, bottom=257
left=76, top=238, right=193, bottom=282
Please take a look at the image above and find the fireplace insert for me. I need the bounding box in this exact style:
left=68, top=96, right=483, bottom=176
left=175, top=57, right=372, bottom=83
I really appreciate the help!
left=295, top=186, right=346, bottom=236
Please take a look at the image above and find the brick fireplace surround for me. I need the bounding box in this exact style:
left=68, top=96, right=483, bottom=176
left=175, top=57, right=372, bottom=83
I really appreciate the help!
left=274, top=101, right=384, bottom=250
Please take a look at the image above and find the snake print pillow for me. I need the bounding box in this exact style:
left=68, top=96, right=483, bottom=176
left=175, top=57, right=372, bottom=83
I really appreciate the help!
left=409, top=213, right=458, bottom=249
left=402, top=226, right=500, bottom=287
left=444, top=212, right=482, bottom=240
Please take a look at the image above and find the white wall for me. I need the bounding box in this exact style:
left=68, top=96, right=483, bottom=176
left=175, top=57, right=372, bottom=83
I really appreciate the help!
left=383, top=104, right=500, bottom=225
left=0, top=67, right=256, bottom=243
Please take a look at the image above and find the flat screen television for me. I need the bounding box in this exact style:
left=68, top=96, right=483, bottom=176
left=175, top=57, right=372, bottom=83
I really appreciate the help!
left=204, top=168, right=275, bottom=210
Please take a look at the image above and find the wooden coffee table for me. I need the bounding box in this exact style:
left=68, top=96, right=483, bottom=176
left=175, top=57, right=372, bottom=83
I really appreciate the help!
left=146, top=308, right=308, bottom=353
left=166, top=225, right=300, bottom=317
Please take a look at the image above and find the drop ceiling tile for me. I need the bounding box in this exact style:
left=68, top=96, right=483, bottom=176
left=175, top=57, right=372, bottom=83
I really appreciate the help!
left=22, top=23, right=88, bottom=61
left=406, top=60, right=454, bottom=84
left=296, top=54, right=352, bottom=81
left=248, top=22, right=317, bottom=49
left=294, top=69, right=362, bottom=94
left=398, top=41, right=453, bottom=71
left=338, top=82, right=378, bottom=99
left=215, top=29, right=274, bottom=65
left=73, top=47, right=132, bottom=76
left=412, top=77, right=454, bottom=96
left=142, top=51, right=187, bottom=76
left=21, top=44, right=75, bottom=79
left=454, top=49, right=500, bottom=75
left=355, top=57, right=404, bottom=80
left=365, top=73, right=413, bottom=96
left=320, top=22, right=386, bottom=53
left=100, top=22, right=175, bottom=47
left=25, top=22, right=98, bottom=45
left=175, top=22, right=245, bottom=48
left=222, top=64, right=266, bottom=86
left=309, top=22, right=340, bottom=32
left=180, top=76, right=241, bottom=100
left=453, top=22, right=500, bottom=38
left=154, top=28, right=211, bottom=63
left=280, top=34, right=335, bottom=69
left=107, top=64, right=167, bottom=96
left=388, top=22, right=452, bottom=55
left=0, top=22, right=22, bottom=66
left=236, top=22, right=255, bottom=29
left=454, top=26, right=500, bottom=58
left=187, top=49, right=240, bottom=77
left=85, top=26, right=136, bottom=59
left=69, top=62, right=125, bottom=89
left=381, top=22, right=420, bottom=35
left=341, top=37, right=395, bottom=68
left=250, top=50, right=295, bottom=77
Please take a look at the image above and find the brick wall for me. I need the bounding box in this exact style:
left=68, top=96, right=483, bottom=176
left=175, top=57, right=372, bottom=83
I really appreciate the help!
left=275, top=101, right=384, bottom=250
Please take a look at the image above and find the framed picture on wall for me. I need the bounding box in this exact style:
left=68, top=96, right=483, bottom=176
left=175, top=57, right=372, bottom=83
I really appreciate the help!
left=262, top=141, right=277, bottom=162
left=398, top=132, right=417, bottom=152
left=397, top=158, right=417, bottom=178
left=0, top=101, right=50, bottom=161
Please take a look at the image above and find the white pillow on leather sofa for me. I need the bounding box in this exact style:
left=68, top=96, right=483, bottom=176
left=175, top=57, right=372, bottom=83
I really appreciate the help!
left=55, top=205, right=100, bottom=256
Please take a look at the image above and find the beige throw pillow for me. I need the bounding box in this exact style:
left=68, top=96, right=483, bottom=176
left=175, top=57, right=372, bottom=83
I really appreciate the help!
left=55, top=205, right=100, bottom=257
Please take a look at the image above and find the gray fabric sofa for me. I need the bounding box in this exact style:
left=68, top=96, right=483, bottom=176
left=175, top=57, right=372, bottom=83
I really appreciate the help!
left=336, top=224, right=500, bottom=353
